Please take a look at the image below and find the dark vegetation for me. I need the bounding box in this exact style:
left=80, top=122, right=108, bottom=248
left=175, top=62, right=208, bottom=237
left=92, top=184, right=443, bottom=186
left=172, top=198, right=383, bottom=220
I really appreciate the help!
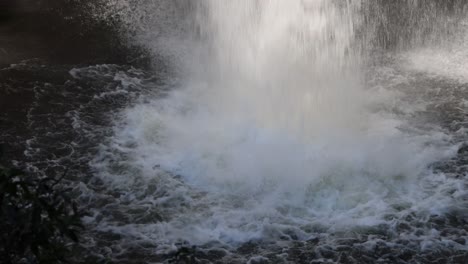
left=0, top=146, right=84, bottom=264
left=0, top=2, right=146, bottom=261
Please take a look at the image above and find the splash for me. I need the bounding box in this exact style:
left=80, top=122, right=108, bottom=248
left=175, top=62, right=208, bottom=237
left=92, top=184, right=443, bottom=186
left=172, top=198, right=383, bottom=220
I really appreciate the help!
left=133, top=0, right=375, bottom=192
left=93, top=0, right=462, bottom=248
left=188, top=0, right=364, bottom=139
left=115, top=1, right=448, bottom=218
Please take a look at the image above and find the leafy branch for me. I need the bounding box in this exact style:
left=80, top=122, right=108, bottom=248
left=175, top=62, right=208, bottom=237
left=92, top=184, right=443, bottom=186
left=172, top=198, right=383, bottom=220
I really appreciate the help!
left=0, top=158, right=84, bottom=264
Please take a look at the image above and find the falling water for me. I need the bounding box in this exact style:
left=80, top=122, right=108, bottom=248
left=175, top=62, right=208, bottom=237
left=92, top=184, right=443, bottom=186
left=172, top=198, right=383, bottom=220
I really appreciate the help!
left=188, top=0, right=364, bottom=140
left=85, top=0, right=468, bottom=262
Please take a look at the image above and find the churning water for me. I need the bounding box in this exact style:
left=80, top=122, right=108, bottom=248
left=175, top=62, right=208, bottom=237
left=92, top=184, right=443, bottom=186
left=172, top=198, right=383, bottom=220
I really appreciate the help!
left=70, top=0, right=468, bottom=262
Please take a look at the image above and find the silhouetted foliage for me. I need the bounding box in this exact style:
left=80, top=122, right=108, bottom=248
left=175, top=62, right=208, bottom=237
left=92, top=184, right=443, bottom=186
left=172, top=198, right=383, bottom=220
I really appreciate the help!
left=0, top=150, right=83, bottom=264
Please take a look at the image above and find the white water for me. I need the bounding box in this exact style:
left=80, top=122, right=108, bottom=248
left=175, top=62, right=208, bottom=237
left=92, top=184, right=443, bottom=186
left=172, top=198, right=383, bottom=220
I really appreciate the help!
left=91, top=0, right=467, bottom=250
left=405, top=24, right=468, bottom=82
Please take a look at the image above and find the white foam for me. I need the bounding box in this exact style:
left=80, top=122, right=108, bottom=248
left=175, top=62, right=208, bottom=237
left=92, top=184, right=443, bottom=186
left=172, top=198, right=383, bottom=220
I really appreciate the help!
left=91, top=0, right=466, bottom=249
left=96, top=71, right=460, bottom=248
left=405, top=25, right=468, bottom=82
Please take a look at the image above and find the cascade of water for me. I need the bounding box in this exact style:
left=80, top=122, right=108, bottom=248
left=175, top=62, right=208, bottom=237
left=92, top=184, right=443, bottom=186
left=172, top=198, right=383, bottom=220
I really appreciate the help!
left=184, top=0, right=366, bottom=141
left=89, top=0, right=463, bottom=248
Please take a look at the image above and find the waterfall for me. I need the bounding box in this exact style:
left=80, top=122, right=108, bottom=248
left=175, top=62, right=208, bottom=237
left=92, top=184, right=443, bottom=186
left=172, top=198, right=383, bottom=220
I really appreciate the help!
left=92, top=0, right=463, bottom=250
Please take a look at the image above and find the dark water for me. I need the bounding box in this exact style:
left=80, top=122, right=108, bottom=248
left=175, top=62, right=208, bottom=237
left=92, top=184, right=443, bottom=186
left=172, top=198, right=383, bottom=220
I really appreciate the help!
left=1, top=2, right=468, bottom=264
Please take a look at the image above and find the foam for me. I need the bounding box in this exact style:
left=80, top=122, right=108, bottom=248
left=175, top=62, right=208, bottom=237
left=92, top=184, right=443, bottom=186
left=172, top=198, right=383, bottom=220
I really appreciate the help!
left=404, top=25, right=468, bottom=82
left=89, top=0, right=467, bottom=255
